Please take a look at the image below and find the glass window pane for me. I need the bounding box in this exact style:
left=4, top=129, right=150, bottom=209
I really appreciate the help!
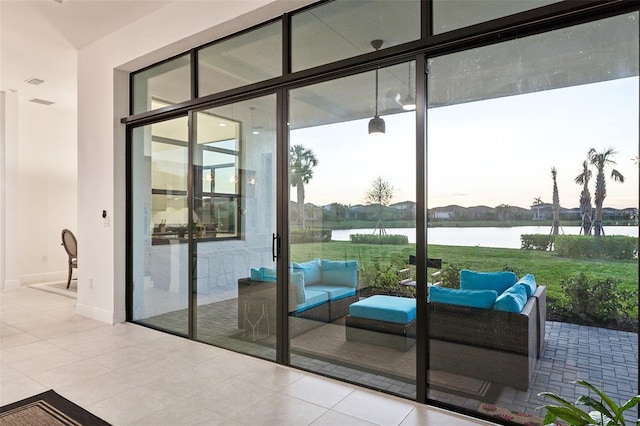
left=194, top=95, right=278, bottom=361
left=427, top=12, right=638, bottom=418
left=132, top=54, right=191, bottom=115
left=289, top=61, right=417, bottom=399
left=198, top=22, right=282, bottom=96
left=433, top=0, right=561, bottom=35
left=131, top=116, right=189, bottom=335
left=292, top=0, right=420, bottom=72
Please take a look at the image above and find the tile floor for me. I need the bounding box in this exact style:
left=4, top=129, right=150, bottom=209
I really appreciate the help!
left=1, top=287, right=492, bottom=426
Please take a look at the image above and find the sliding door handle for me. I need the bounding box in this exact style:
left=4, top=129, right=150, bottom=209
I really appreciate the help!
left=272, top=233, right=281, bottom=262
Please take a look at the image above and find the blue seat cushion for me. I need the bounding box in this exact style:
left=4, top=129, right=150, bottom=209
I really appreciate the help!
left=320, top=260, right=358, bottom=287
left=296, top=289, right=329, bottom=313
left=306, top=284, right=355, bottom=301
left=428, top=286, right=498, bottom=309
left=291, top=258, right=322, bottom=285
left=349, top=295, right=416, bottom=324
left=459, top=269, right=516, bottom=294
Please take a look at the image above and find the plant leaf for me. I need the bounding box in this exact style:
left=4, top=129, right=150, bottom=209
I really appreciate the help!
left=577, top=395, right=615, bottom=420
left=575, top=380, right=619, bottom=414
left=544, top=405, right=593, bottom=425
left=539, top=392, right=580, bottom=410
left=612, top=395, right=640, bottom=424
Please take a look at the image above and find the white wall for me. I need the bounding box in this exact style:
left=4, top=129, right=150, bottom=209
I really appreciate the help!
left=18, top=100, right=77, bottom=284
left=1, top=1, right=78, bottom=289
left=76, top=0, right=315, bottom=324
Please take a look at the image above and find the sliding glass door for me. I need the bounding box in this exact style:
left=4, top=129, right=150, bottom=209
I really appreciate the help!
left=288, top=61, right=418, bottom=398
left=130, top=114, right=190, bottom=335
left=193, top=95, right=278, bottom=360
left=426, top=12, right=638, bottom=419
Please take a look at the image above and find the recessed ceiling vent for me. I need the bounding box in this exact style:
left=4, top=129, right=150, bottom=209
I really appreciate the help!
left=29, top=98, right=55, bottom=106
left=25, top=78, right=45, bottom=85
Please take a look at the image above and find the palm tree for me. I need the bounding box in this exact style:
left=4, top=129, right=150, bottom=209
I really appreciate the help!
left=550, top=167, right=560, bottom=236
left=574, top=160, right=593, bottom=235
left=588, top=147, right=625, bottom=236
left=289, top=144, right=318, bottom=229
left=532, top=197, right=543, bottom=220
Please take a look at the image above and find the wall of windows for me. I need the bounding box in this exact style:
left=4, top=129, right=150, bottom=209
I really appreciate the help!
left=126, top=1, right=638, bottom=423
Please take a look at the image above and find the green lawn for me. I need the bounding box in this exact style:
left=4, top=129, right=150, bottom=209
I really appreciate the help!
left=290, top=241, right=638, bottom=302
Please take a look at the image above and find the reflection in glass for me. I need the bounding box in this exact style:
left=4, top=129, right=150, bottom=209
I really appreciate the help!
left=289, top=61, right=417, bottom=398
left=291, top=0, right=420, bottom=72
left=132, top=54, right=191, bottom=115
left=427, top=12, right=638, bottom=418
left=193, top=95, right=278, bottom=361
left=432, top=0, right=561, bottom=35
left=198, top=22, right=282, bottom=97
left=131, top=116, right=189, bottom=335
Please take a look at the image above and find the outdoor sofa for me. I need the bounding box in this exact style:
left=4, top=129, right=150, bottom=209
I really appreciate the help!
left=238, top=258, right=359, bottom=336
left=428, top=270, right=546, bottom=390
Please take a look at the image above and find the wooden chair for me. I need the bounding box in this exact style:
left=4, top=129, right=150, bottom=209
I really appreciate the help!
left=61, top=229, right=77, bottom=289
left=398, top=255, right=443, bottom=287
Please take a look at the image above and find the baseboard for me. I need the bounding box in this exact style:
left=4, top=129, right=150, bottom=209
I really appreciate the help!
left=3, top=279, right=20, bottom=290
left=74, top=303, right=120, bottom=324
left=20, top=271, right=67, bottom=284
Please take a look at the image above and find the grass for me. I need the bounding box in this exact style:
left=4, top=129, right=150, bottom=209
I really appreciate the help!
left=290, top=241, right=638, bottom=303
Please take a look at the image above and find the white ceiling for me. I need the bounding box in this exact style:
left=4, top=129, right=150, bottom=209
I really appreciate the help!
left=1, top=0, right=171, bottom=109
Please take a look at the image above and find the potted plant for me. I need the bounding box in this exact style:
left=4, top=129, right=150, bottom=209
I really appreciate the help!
left=538, top=380, right=639, bottom=425
left=194, top=222, right=206, bottom=238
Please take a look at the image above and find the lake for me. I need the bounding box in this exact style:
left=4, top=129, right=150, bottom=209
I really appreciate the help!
left=330, top=225, right=639, bottom=249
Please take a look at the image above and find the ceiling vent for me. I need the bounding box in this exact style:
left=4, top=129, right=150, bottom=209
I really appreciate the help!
left=25, top=78, right=45, bottom=85
left=29, top=98, right=55, bottom=106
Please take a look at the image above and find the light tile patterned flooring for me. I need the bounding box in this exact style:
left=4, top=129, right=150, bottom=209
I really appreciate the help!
left=1, top=287, right=490, bottom=426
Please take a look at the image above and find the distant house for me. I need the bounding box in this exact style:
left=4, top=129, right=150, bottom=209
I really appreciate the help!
left=531, top=202, right=553, bottom=220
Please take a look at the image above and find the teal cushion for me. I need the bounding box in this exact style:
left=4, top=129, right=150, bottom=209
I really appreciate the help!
left=292, top=258, right=322, bottom=285
left=320, top=260, right=358, bottom=287
left=250, top=268, right=262, bottom=281
left=515, top=274, right=537, bottom=298
left=259, top=267, right=276, bottom=282
left=349, top=295, right=416, bottom=324
left=428, top=286, right=498, bottom=309
left=494, top=283, right=528, bottom=313
left=296, top=289, right=329, bottom=313
left=306, top=284, right=356, bottom=301
left=459, top=269, right=516, bottom=294
left=290, top=271, right=306, bottom=304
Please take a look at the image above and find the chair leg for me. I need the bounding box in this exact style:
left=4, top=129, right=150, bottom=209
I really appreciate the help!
left=67, top=262, right=72, bottom=289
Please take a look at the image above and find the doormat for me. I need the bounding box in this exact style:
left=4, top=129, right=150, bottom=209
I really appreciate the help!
left=0, top=390, right=111, bottom=426
left=477, top=403, right=547, bottom=426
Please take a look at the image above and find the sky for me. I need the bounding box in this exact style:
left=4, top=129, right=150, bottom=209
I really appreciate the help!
left=290, top=77, right=639, bottom=210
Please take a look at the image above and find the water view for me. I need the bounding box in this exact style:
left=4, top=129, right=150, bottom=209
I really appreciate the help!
left=331, top=225, right=639, bottom=249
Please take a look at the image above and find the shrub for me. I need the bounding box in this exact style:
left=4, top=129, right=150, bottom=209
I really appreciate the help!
left=359, top=259, right=412, bottom=297
left=349, top=233, right=409, bottom=245
left=561, top=272, right=635, bottom=325
left=290, top=229, right=331, bottom=243
left=521, top=234, right=554, bottom=251
left=554, top=235, right=638, bottom=260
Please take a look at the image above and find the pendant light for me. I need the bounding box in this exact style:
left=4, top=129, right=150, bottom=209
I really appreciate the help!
left=368, top=39, right=385, bottom=137
left=402, top=61, right=416, bottom=111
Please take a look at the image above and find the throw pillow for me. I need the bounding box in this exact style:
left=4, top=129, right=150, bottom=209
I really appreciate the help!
left=515, top=274, right=537, bottom=297
left=494, top=283, right=528, bottom=313
left=289, top=271, right=306, bottom=305
left=428, top=286, right=498, bottom=309
left=459, top=269, right=517, bottom=294
left=320, top=260, right=358, bottom=287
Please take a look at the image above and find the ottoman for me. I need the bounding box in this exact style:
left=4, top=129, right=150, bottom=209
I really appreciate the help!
left=345, top=295, right=416, bottom=351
